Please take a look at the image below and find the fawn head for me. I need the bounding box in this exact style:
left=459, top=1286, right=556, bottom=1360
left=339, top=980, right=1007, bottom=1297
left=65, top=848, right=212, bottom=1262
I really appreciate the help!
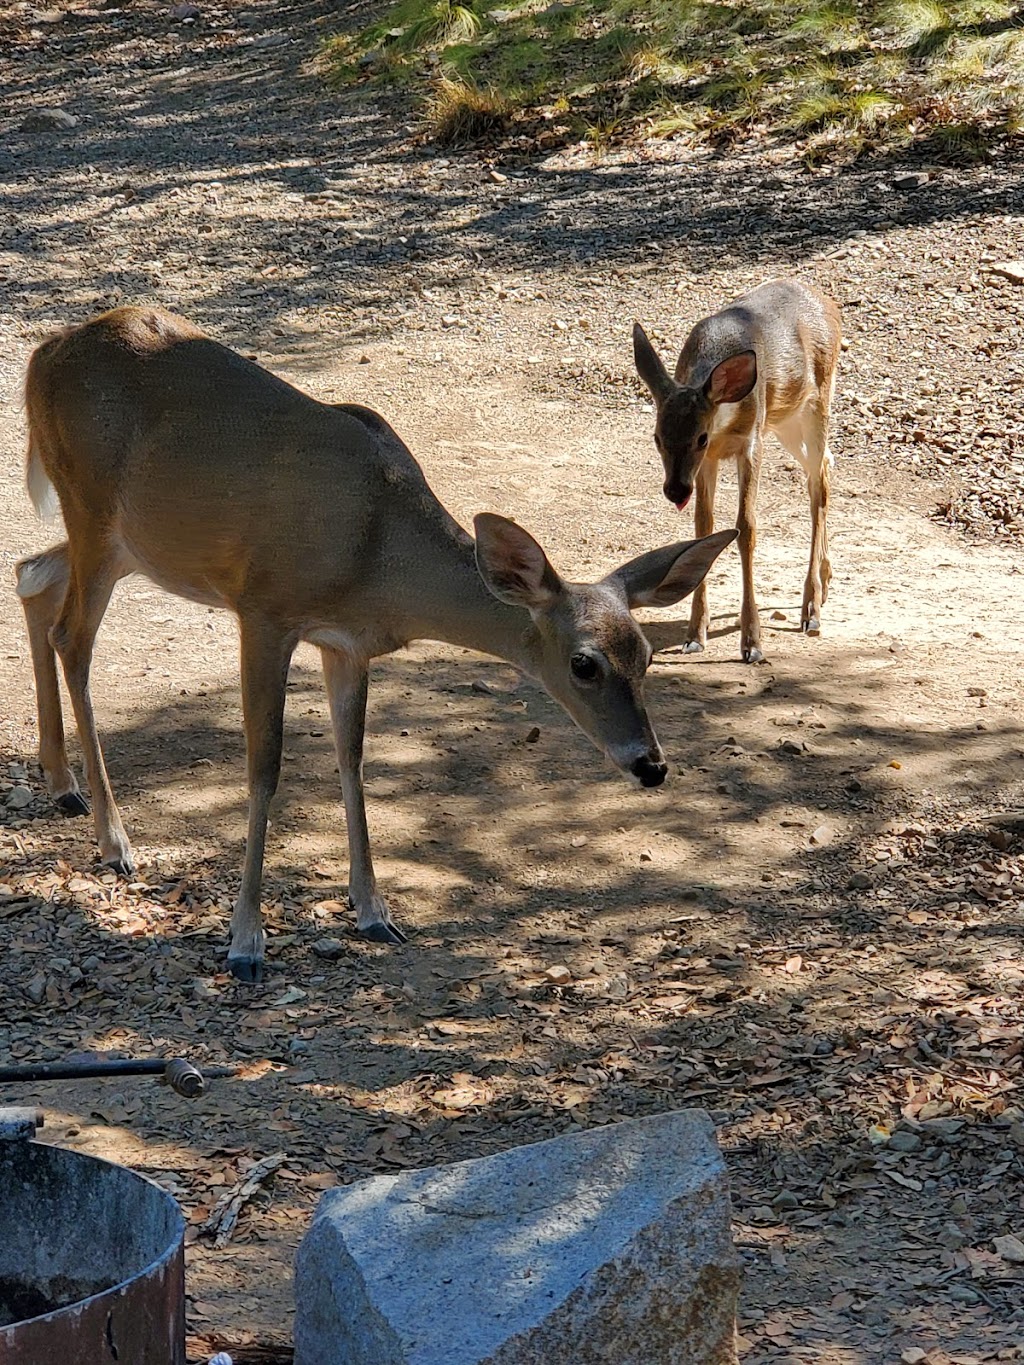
left=474, top=514, right=737, bottom=786
left=633, top=322, right=757, bottom=509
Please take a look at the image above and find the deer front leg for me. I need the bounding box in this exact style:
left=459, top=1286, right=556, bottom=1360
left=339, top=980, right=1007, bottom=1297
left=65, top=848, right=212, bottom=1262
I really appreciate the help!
left=228, top=618, right=296, bottom=983
left=50, top=546, right=134, bottom=870
left=683, top=459, right=719, bottom=654
left=321, top=647, right=407, bottom=946
left=15, top=545, right=88, bottom=815
left=737, top=442, right=763, bottom=663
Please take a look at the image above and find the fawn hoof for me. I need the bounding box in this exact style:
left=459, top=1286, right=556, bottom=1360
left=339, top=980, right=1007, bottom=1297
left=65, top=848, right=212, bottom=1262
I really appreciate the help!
left=103, top=853, right=136, bottom=877
left=742, top=645, right=765, bottom=664
left=227, top=953, right=264, bottom=984
left=682, top=640, right=705, bottom=655
left=803, top=615, right=821, bottom=636
left=361, top=921, right=408, bottom=946
left=56, top=791, right=90, bottom=817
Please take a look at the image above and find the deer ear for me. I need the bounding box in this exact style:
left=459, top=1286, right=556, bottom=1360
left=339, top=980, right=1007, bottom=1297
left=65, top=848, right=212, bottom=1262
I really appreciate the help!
left=605, top=528, right=738, bottom=609
left=705, top=350, right=757, bottom=405
left=633, top=322, right=676, bottom=406
left=474, top=513, right=563, bottom=610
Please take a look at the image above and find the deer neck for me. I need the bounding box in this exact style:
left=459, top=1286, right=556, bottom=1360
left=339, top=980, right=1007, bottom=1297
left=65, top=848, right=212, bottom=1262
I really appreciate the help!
left=393, top=517, right=538, bottom=673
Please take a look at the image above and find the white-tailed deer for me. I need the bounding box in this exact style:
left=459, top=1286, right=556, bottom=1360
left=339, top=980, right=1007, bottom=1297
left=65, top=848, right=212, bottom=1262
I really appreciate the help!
left=633, top=279, right=842, bottom=663
left=16, top=307, right=737, bottom=981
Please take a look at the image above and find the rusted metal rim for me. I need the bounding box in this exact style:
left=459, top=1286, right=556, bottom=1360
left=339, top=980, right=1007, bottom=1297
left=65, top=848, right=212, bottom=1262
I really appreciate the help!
left=0, top=1139, right=186, bottom=1364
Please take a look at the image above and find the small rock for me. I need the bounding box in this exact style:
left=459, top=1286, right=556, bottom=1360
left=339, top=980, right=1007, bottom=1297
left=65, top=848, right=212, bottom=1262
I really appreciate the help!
left=937, top=1221, right=967, bottom=1250
left=993, top=1233, right=1024, bottom=1263
left=901, top=1350, right=929, bottom=1364
left=252, top=30, right=288, bottom=46
left=544, top=964, right=572, bottom=986
left=948, top=1284, right=980, bottom=1305
left=6, top=785, right=34, bottom=809
left=20, top=107, right=78, bottom=131
left=639, top=849, right=653, bottom=863
left=887, top=1130, right=921, bottom=1153
left=25, top=972, right=47, bottom=1004
left=846, top=871, right=872, bottom=890
left=471, top=679, right=495, bottom=695
left=809, top=823, right=833, bottom=846
left=312, top=937, right=347, bottom=961
left=989, top=260, right=1024, bottom=285
left=569, top=834, right=588, bottom=848
left=779, top=739, right=803, bottom=756
left=772, top=1190, right=799, bottom=1211
left=487, top=168, right=507, bottom=183
left=170, top=2, right=200, bottom=16
left=988, top=828, right=1013, bottom=852
left=770, top=610, right=787, bottom=621
left=892, top=171, right=929, bottom=189
left=524, top=726, right=541, bottom=743
left=967, top=686, right=987, bottom=697
left=358, top=354, right=371, bottom=364
left=488, top=7, right=518, bottom=21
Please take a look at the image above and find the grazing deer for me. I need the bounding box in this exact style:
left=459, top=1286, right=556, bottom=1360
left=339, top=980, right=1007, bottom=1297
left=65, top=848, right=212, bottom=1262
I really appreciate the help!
left=633, top=279, right=842, bottom=663
left=15, top=307, right=737, bottom=981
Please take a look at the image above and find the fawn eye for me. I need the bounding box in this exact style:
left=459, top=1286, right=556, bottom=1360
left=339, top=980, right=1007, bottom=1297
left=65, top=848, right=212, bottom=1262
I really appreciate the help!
left=697, top=433, right=709, bottom=448
left=570, top=652, right=599, bottom=682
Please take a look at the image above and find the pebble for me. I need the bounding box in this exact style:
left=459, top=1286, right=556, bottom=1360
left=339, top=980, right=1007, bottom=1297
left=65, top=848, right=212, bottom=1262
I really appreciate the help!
left=19, top=107, right=78, bottom=131
left=312, top=937, right=347, bottom=961
left=5, top=786, right=34, bottom=809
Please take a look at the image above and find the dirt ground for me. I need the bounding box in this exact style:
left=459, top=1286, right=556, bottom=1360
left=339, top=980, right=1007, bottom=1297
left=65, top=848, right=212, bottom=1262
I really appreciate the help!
left=2, top=2, right=1024, bottom=1362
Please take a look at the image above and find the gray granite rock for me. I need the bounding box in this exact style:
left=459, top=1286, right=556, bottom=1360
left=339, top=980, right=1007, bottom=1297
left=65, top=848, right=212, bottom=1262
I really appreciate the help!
left=294, top=1108, right=739, bottom=1364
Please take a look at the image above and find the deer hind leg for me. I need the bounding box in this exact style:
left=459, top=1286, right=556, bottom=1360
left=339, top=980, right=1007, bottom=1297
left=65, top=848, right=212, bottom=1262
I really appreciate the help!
left=788, top=400, right=833, bottom=634
left=737, top=440, right=764, bottom=663
left=683, top=458, right=719, bottom=654
left=228, top=616, right=297, bottom=983
left=321, top=646, right=406, bottom=946
left=48, top=540, right=134, bottom=873
left=15, top=544, right=88, bottom=815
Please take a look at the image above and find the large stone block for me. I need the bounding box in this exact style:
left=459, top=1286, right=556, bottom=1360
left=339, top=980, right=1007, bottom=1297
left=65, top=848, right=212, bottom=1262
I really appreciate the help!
left=294, top=1108, right=740, bottom=1365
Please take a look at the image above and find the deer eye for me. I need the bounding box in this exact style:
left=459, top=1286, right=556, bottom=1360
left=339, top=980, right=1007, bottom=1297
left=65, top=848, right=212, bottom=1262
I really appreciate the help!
left=570, top=652, right=599, bottom=682
left=696, top=433, right=709, bottom=448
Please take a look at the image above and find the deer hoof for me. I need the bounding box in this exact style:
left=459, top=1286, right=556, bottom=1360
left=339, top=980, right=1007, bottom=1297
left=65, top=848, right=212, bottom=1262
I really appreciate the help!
left=227, top=954, right=264, bottom=984
left=682, top=640, right=705, bottom=655
left=742, top=646, right=765, bottom=664
left=803, top=615, right=821, bottom=636
left=56, top=791, right=90, bottom=817
left=103, top=852, right=136, bottom=877
left=361, top=922, right=408, bottom=945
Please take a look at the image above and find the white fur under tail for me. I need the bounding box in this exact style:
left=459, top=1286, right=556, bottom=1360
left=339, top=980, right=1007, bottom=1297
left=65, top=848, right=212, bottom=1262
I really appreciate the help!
left=15, top=549, right=65, bottom=600
left=26, top=438, right=59, bottom=522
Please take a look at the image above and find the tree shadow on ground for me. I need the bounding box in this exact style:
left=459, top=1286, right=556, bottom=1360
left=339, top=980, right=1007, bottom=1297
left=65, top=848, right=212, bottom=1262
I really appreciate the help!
left=1, top=0, right=1021, bottom=341
left=3, top=636, right=1023, bottom=1359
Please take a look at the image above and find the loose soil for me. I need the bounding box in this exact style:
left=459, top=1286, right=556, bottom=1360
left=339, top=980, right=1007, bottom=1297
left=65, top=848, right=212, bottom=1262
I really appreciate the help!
left=2, top=3, right=1024, bottom=1363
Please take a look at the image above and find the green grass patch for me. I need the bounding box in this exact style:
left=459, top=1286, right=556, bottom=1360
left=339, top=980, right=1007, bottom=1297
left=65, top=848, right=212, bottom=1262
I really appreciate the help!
left=321, top=0, right=1024, bottom=157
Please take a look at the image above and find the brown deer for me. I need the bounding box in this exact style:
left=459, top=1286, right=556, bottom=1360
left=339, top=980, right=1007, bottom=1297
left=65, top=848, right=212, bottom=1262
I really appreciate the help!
left=15, top=307, right=737, bottom=981
left=633, top=279, right=842, bottom=663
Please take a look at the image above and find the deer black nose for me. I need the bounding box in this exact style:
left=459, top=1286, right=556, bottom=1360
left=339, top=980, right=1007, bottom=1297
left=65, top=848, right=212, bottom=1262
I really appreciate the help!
left=632, top=756, right=668, bottom=788
left=664, top=480, right=693, bottom=509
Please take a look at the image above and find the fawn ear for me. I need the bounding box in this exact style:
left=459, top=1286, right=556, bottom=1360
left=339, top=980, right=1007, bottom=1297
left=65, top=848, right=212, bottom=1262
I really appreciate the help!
left=474, top=513, right=563, bottom=610
left=633, top=322, right=676, bottom=406
left=605, top=528, right=738, bottom=609
left=705, top=350, right=757, bottom=405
